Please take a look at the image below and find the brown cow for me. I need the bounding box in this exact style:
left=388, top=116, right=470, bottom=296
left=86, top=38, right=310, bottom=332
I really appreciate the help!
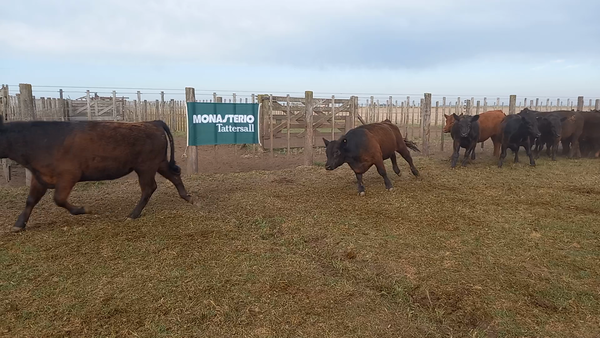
left=0, top=116, right=193, bottom=232
left=322, top=119, right=420, bottom=196
left=520, top=108, right=583, bottom=158
left=444, top=110, right=505, bottom=157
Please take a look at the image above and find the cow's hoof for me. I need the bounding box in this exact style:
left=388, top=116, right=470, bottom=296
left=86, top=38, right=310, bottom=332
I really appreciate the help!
left=359, top=191, right=366, bottom=197
left=11, top=226, right=25, bottom=233
left=387, top=188, right=393, bottom=192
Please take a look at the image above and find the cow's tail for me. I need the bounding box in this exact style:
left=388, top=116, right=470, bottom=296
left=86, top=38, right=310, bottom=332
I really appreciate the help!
left=404, top=138, right=421, bottom=152
left=156, top=120, right=181, bottom=175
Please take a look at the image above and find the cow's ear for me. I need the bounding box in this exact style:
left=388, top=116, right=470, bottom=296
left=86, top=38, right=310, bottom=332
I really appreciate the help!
left=471, top=115, right=480, bottom=122
left=323, top=138, right=330, bottom=147
left=452, top=113, right=460, bottom=121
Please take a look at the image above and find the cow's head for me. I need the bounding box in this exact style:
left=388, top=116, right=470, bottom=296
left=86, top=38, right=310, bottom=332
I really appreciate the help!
left=520, top=111, right=541, bottom=138
left=443, top=113, right=463, bottom=133
left=454, top=114, right=480, bottom=138
left=323, top=137, right=346, bottom=170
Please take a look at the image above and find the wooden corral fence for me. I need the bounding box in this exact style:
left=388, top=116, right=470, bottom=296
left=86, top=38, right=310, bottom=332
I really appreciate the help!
left=2, top=83, right=600, bottom=183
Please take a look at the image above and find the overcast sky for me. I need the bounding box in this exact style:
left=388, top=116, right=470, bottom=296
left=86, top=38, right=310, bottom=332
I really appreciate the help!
left=2, top=0, right=599, bottom=102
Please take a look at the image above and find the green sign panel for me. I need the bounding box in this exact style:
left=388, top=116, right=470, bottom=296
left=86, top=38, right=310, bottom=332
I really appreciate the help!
left=187, top=102, right=260, bottom=146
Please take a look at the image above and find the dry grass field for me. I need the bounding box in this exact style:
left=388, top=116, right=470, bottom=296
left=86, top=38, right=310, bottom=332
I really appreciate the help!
left=1, top=142, right=599, bottom=337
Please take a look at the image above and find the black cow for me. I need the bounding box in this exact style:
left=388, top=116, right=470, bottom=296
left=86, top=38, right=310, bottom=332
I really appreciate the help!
left=534, top=113, right=568, bottom=161
left=0, top=116, right=194, bottom=232
left=323, top=120, right=420, bottom=196
left=450, top=114, right=480, bottom=168
left=498, top=110, right=542, bottom=167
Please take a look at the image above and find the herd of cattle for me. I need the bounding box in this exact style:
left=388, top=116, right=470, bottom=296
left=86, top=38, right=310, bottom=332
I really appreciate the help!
left=322, top=107, right=600, bottom=194
left=2, top=107, right=600, bottom=232
left=443, top=108, right=599, bottom=168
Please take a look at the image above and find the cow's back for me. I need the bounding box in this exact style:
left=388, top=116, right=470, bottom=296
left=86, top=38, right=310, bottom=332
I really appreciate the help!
left=9, top=121, right=167, bottom=184
left=477, top=110, right=506, bottom=142
left=345, top=123, right=398, bottom=159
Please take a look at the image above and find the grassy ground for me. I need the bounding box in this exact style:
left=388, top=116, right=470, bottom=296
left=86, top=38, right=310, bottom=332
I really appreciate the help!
left=1, top=153, right=599, bottom=337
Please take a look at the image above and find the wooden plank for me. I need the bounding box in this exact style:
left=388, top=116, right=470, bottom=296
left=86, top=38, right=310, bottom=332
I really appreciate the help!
left=0, top=85, right=9, bottom=120
left=112, top=91, right=117, bottom=121
left=422, top=93, right=431, bottom=156
left=331, top=95, right=336, bottom=141
left=19, top=83, right=35, bottom=186
left=577, top=96, right=584, bottom=111
left=287, top=95, right=291, bottom=156
left=441, top=97, right=446, bottom=152
left=185, top=87, right=198, bottom=174
left=596, top=99, right=600, bottom=110
left=508, top=95, right=517, bottom=115
left=270, top=94, right=274, bottom=157
left=304, top=91, right=314, bottom=166
left=86, top=90, right=91, bottom=120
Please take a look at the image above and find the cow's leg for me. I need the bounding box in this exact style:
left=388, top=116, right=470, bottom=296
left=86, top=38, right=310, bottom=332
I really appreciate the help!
left=462, top=142, right=476, bottom=167
left=398, top=146, right=419, bottom=176
left=13, top=178, right=48, bottom=232
left=129, top=171, right=158, bottom=219
left=158, top=162, right=193, bottom=203
left=374, top=160, right=393, bottom=191
left=552, top=139, right=560, bottom=161
left=571, top=137, right=581, bottom=158
left=53, top=180, right=86, bottom=216
left=355, top=173, right=366, bottom=196
left=513, top=147, right=519, bottom=163
left=534, top=139, right=542, bottom=159
left=492, top=136, right=502, bottom=158
left=562, top=140, right=571, bottom=157
left=389, top=154, right=401, bottom=176
left=451, top=139, right=461, bottom=168
left=525, top=142, right=536, bottom=166
left=498, top=143, right=508, bottom=168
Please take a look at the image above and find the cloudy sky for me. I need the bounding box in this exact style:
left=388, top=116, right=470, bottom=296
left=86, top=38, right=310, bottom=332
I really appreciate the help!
left=2, top=0, right=599, bottom=102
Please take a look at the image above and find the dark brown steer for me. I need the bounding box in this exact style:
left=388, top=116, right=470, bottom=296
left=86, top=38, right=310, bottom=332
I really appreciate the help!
left=0, top=116, right=193, bottom=232
left=579, top=110, right=600, bottom=157
left=322, top=119, right=420, bottom=196
left=520, top=108, right=583, bottom=158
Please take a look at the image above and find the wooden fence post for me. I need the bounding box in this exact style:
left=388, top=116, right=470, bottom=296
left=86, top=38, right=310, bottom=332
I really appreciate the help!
left=58, top=89, right=66, bottom=121
left=19, top=84, right=35, bottom=186
left=508, top=95, right=517, bottom=115
left=441, top=97, right=446, bottom=152
left=0, top=85, right=8, bottom=119
left=269, top=94, right=274, bottom=157
left=331, top=95, right=336, bottom=142
left=465, top=99, right=472, bottom=115
left=304, top=90, right=314, bottom=166
left=112, top=91, right=117, bottom=121
left=286, top=94, right=291, bottom=156
left=136, top=91, right=142, bottom=122
left=351, top=96, right=358, bottom=128
left=483, top=97, right=487, bottom=113
left=185, top=87, right=198, bottom=175
left=1, top=85, right=10, bottom=182
left=595, top=99, right=600, bottom=110
left=577, top=96, right=584, bottom=111
left=422, top=93, right=432, bottom=156
left=160, top=91, right=165, bottom=121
